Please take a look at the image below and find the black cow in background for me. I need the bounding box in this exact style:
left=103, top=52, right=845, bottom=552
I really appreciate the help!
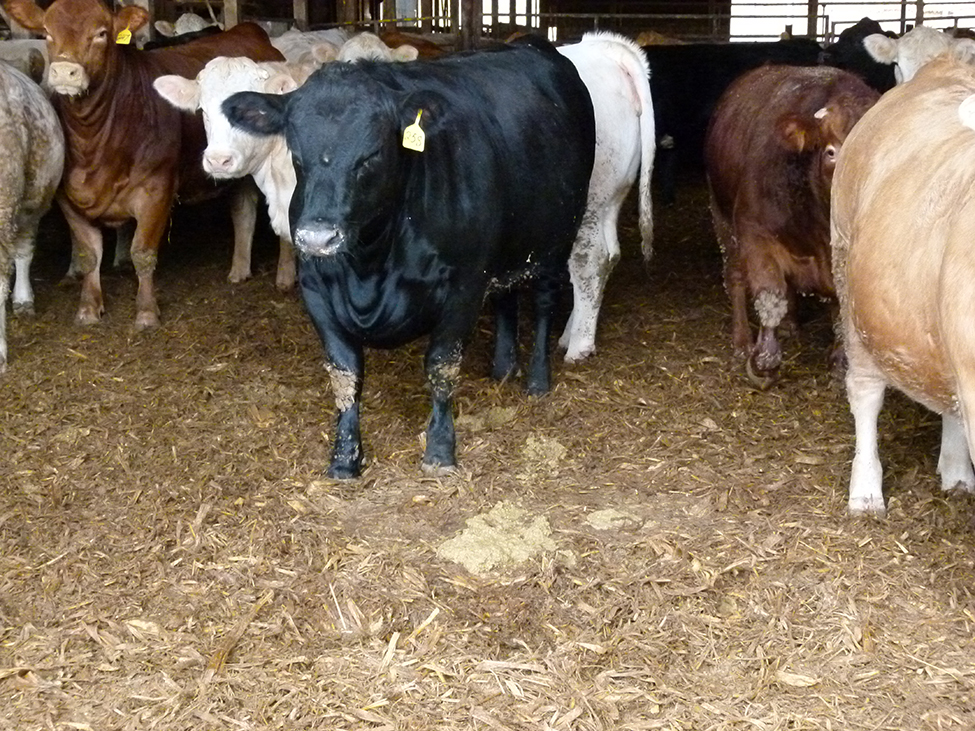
left=644, top=28, right=895, bottom=205
left=643, top=38, right=823, bottom=205
left=223, top=37, right=595, bottom=479
left=820, top=17, right=897, bottom=93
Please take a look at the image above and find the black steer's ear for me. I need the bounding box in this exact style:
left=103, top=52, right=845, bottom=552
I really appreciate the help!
left=222, top=91, right=288, bottom=136
left=397, top=90, right=448, bottom=141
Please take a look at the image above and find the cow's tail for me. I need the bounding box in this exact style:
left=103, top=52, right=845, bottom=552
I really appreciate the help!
left=598, top=33, right=655, bottom=262
left=580, top=32, right=656, bottom=262
left=631, top=45, right=656, bottom=263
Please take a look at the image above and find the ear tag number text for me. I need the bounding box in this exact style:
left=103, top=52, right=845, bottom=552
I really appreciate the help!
left=402, top=110, right=425, bottom=152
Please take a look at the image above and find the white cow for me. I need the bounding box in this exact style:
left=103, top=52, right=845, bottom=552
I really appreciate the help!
left=153, top=58, right=308, bottom=291
left=271, top=28, right=350, bottom=65
left=337, top=31, right=419, bottom=62
left=556, top=31, right=655, bottom=362
left=152, top=39, right=423, bottom=289
left=154, top=12, right=217, bottom=38
left=0, top=62, right=65, bottom=373
left=864, top=25, right=975, bottom=84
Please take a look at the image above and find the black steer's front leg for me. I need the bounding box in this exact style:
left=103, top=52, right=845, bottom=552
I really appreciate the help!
left=422, top=339, right=464, bottom=475
left=325, top=356, right=364, bottom=479
left=301, top=276, right=366, bottom=479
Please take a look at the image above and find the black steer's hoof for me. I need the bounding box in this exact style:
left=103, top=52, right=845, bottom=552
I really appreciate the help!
left=421, top=461, right=457, bottom=477
left=327, top=461, right=361, bottom=480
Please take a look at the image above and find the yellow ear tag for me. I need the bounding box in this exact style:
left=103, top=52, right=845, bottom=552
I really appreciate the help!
left=116, top=25, right=132, bottom=45
left=402, top=110, right=425, bottom=153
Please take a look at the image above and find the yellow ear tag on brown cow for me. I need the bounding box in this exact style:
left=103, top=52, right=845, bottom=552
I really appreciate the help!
left=116, top=25, right=132, bottom=45
left=402, top=110, right=425, bottom=152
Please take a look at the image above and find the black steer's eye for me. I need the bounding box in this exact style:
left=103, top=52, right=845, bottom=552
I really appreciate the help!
left=357, top=151, right=380, bottom=174
left=824, top=145, right=837, bottom=162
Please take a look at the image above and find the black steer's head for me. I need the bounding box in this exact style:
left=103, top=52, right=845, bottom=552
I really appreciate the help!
left=223, top=64, right=438, bottom=259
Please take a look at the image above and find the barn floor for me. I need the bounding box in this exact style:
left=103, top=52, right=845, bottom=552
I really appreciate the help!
left=3, top=175, right=975, bottom=731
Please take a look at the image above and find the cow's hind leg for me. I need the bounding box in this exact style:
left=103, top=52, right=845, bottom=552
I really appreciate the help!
left=747, top=288, right=789, bottom=389
left=559, top=209, right=619, bottom=363
left=711, top=205, right=751, bottom=359
left=0, top=246, right=10, bottom=374
left=526, top=269, right=563, bottom=395
left=491, top=289, right=519, bottom=382
left=845, top=346, right=887, bottom=516
left=113, top=221, right=135, bottom=271
left=12, top=233, right=34, bottom=316
left=938, top=413, right=975, bottom=493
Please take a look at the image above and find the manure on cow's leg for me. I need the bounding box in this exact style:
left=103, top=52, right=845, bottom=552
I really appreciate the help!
left=746, top=289, right=788, bottom=389
left=325, top=363, right=364, bottom=479
left=422, top=351, right=461, bottom=474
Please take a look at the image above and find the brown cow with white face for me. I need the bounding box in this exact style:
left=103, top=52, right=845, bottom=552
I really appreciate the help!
left=833, top=56, right=975, bottom=516
left=705, top=65, right=879, bottom=388
left=3, top=0, right=284, bottom=330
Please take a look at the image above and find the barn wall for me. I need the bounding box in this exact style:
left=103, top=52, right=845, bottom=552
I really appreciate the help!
left=541, top=0, right=731, bottom=41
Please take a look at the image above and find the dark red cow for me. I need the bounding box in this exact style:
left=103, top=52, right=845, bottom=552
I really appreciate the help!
left=3, top=0, right=284, bottom=330
left=704, top=65, right=879, bottom=388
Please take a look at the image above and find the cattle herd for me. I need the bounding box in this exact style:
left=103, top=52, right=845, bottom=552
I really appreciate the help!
left=3, top=1, right=975, bottom=518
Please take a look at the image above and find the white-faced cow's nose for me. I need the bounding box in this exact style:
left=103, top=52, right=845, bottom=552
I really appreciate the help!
left=47, top=61, right=88, bottom=95
left=294, top=222, right=346, bottom=257
left=203, top=149, right=239, bottom=177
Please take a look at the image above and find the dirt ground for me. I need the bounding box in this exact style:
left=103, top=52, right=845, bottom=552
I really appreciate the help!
left=3, top=174, right=975, bottom=731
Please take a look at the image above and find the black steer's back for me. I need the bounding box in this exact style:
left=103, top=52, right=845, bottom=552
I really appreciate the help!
left=223, top=36, right=595, bottom=478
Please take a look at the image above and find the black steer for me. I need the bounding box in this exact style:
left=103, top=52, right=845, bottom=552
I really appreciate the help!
left=223, top=37, right=595, bottom=479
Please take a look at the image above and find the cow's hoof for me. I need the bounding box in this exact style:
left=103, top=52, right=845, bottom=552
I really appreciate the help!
left=75, top=309, right=102, bottom=326
left=326, top=463, right=360, bottom=480
left=12, top=301, right=35, bottom=317
left=228, top=270, right=251, bottom=284
left=134, top=311, right=160, bottom=331
left=421, top=461, right=457, bottom=477
left=745, top=356, right=777, bottom=391
left=563, top=346, right=593, bottom=364
left=0, top=358, right=7, bottom=375
left=848, top=496, right=886, bottom=517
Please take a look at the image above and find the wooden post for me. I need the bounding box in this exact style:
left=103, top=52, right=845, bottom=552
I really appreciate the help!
left=421, top=0, right=432, bottom=32
left=224, top=0, right=239, bottom=28
left=460, top=0, right=479, bottom=49
left=806, top=0, right=817, bottom=38
left=293, top=0, right=309, bottom=30
left=333, top=0, right=357, bottom=26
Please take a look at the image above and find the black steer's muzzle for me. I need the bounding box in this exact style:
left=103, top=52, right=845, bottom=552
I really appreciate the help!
left=294, top=222, right=348, bottom=257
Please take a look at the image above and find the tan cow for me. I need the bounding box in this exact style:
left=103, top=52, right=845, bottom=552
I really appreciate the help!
left=832, top=55, right=975, bottom=515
